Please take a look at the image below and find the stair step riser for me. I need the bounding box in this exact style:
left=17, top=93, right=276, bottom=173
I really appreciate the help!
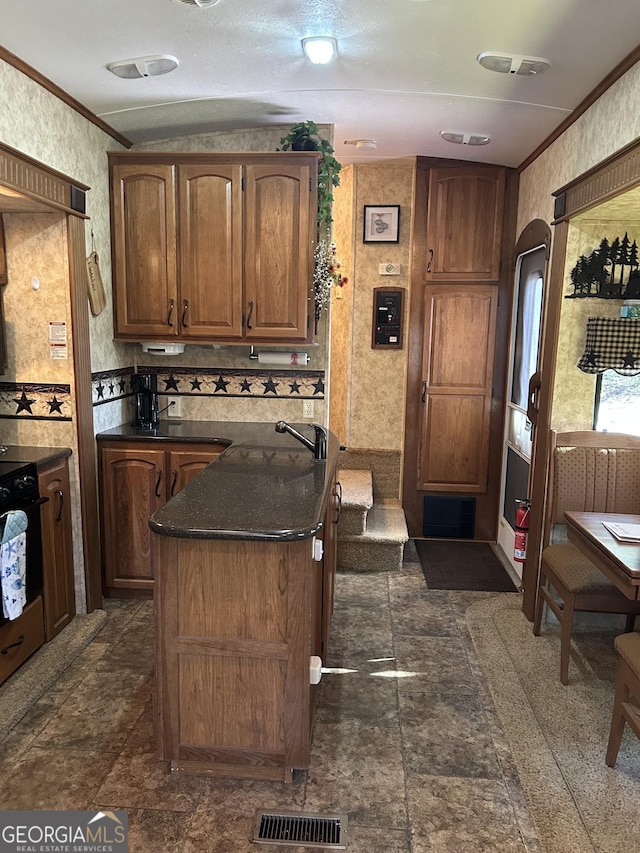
left=338, top=507, right=367, bottom=536
left=338, top=540, right=404, bottom=573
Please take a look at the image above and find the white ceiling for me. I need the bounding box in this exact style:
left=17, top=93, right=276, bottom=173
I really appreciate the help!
left=2, top=0, right=640, bottom=167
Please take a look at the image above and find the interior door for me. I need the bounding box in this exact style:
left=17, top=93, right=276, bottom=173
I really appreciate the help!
left=497, top=244, right=546, bottom=578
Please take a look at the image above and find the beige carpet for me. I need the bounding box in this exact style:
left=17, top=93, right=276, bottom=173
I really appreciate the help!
left=0, top=609, right=107, bottom=742
left=466, top=595, right=640, bottom=853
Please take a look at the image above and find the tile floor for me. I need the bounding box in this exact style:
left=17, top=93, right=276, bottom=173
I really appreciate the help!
left=0, top=557, right=542, bottom=852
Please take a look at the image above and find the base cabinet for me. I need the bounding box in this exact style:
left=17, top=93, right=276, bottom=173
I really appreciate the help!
left=38, top=456, right=76, bottom=641
left=99, top=441, right=226, bottom=597
left=154, top=535, right=322, bottom=782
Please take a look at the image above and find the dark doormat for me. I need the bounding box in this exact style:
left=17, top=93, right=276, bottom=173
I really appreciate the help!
left=415, top=539, right=519, bottom=592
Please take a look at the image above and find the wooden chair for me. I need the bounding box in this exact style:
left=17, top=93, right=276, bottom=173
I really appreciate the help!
left=533, top=431, right=640, bottom=685
left=606, top=630, right=640, bottom=767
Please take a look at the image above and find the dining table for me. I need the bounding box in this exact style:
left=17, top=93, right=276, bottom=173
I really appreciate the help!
left=564, top=511, right=640, bottom=600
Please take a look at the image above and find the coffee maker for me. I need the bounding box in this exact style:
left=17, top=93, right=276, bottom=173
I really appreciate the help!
left=131, top=372, right=159, bottom=429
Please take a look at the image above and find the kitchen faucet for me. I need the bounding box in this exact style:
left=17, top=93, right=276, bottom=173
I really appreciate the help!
left=275, top=420, right=327, bottom=461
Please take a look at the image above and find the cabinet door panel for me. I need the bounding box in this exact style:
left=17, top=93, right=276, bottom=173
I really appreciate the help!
left=178, top=165, right=244, bottom=339
left=244, top=165, right=314, bottom=341
left=418, top=286, right=497, bottom=492
left=111, top=164, right=178, bottom=337
left=100, top=447, right=165, bottom=591
left=167, top=447, right=224, bottom=498
left=39, top=457, right=75, bottom=640
left=426, top=167, right=505, bottom=281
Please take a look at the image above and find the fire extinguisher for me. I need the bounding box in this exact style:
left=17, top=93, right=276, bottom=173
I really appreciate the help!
left=514, top=499, right=531, bottom=563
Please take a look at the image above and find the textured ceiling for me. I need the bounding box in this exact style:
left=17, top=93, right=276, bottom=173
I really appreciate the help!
left=1, top=0, right=640, bottom=167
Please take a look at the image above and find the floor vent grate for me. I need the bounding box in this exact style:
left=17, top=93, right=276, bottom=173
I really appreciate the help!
left=251, top=809, right=348, bottom=849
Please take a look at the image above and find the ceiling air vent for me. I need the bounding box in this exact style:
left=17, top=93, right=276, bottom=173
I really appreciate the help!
left=171, top=0, right=221, bottom=7
left=440, top=131, right=491, bottom=146
left=477, top=52, right=551, bottom=76
left=107, top=55, right=179, bottom=79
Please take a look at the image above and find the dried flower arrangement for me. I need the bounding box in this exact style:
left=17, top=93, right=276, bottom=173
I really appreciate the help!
left=314, top=241, right=348, bottom=322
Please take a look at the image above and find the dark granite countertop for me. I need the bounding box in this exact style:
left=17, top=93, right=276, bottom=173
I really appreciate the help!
left=97, top=421, right=339, bottom=542
left=0, top=445, right=72, bottom=468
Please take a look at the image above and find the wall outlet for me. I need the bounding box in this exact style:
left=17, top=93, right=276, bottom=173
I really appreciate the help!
left=303, top=400, right=314, bottom=419
left=168, top=396, right=182, bottom=418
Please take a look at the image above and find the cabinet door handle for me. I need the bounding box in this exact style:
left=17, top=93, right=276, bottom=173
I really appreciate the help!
left=167, top=299, right=175, bottom=328
left=2, top=635, right=24, bottom=655
left=246, top=300, right=254, bottom=330
left=170, top=470, right=178, bottom=497
left=334, top=480, right=342, bottom=524
left=155, top=470, right=162, bottom=498
left=427, top=248, right=434, bottom=273
left=421, top=381, right=428, bottom=402
left=54, top=488, right=64, bottom=522
left=181, top=299, right=189, bottom=328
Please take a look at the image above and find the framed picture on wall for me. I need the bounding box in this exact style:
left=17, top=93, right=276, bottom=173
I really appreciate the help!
left=363, top=205, right=400, bottom=243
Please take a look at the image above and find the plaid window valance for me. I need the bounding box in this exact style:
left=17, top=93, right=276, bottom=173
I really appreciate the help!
left=577, top=316, right=640, bottom=375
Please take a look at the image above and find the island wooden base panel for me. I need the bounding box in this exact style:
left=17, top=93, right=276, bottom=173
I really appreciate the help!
left=154, top=534, right=318, bottom=782
left=170, top=759, right=294, bottom=783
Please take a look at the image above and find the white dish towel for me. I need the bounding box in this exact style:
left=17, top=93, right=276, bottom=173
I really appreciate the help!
left=1, top=510, right=28, bottom=621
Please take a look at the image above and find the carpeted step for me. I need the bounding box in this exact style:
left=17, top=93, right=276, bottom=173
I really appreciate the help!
left=338, top=502, right=409, bottom=572
left=337, top=468, right=373, bottom=536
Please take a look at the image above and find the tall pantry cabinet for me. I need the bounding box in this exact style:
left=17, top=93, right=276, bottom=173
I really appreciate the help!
left=403, top=161, right=518, bottom=541
left=109, top=153, right=317, bottom=345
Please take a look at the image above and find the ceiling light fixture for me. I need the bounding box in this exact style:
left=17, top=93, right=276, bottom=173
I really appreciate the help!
left=107, top=54, right=179, bottom=79
left=440, top=131, right=491, bottom=146
left=302, top=37, right=337, bottom=65
left=477, top=52, right=550, bottom=76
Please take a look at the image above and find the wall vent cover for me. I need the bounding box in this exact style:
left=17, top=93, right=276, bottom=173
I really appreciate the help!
left=252, top=810, right=348, bottom=849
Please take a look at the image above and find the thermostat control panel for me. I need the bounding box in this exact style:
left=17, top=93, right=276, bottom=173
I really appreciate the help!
left=372, top=287, right=405, bottom=349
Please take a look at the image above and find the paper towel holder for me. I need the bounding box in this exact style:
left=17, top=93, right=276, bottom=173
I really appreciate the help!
left=248, top=346, right=310, bottom=364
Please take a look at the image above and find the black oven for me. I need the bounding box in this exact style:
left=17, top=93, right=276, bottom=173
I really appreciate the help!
left=0, top=460, right=45, bottom=629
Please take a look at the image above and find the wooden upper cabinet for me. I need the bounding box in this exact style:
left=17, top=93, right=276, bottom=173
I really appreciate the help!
left=425, top=166, right=505, bottom=282
left=418, top=285, right=498, bottom=492
left=109, top=153, right=317, bottom=344
left=111, top=164, right=178, bottom=337
left=178, top=164, right=244, bottom=340
left=244, top=164, right=314, bottom=341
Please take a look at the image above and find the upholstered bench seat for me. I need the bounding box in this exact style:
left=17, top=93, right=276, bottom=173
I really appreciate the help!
left=533, top=431, right=640, bottom=685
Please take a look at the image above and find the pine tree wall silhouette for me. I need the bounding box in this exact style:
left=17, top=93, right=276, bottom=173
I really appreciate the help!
left=566, top=232, right=640, bottom=299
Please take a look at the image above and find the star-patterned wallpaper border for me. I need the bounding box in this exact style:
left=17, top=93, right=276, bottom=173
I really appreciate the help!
left=0, top=383, right=72, bottom=420
left=92, top=365, right=325, bottom=406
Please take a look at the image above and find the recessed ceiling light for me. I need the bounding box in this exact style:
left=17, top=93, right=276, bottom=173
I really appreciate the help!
left=440, top=131, right=491, bottom=146
left=107, top=54, right=179, bottom=79
left=477, top=52, right=550, bottom=75
left=302, top=37, right=338, bottom=65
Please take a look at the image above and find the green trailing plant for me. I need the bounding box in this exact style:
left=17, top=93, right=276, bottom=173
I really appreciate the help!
left=278, top=120, right=342, bottom=240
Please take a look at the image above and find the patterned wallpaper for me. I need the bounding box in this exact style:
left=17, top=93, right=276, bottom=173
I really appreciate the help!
left=517, top=61, right=640, bottom=431
left=329, top=163, right=355, bottom=446
left=347, top=162, right=415, bottom=451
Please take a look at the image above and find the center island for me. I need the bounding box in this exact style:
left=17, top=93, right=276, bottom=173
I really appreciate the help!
left=146, top=421, right=340, bottom=782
